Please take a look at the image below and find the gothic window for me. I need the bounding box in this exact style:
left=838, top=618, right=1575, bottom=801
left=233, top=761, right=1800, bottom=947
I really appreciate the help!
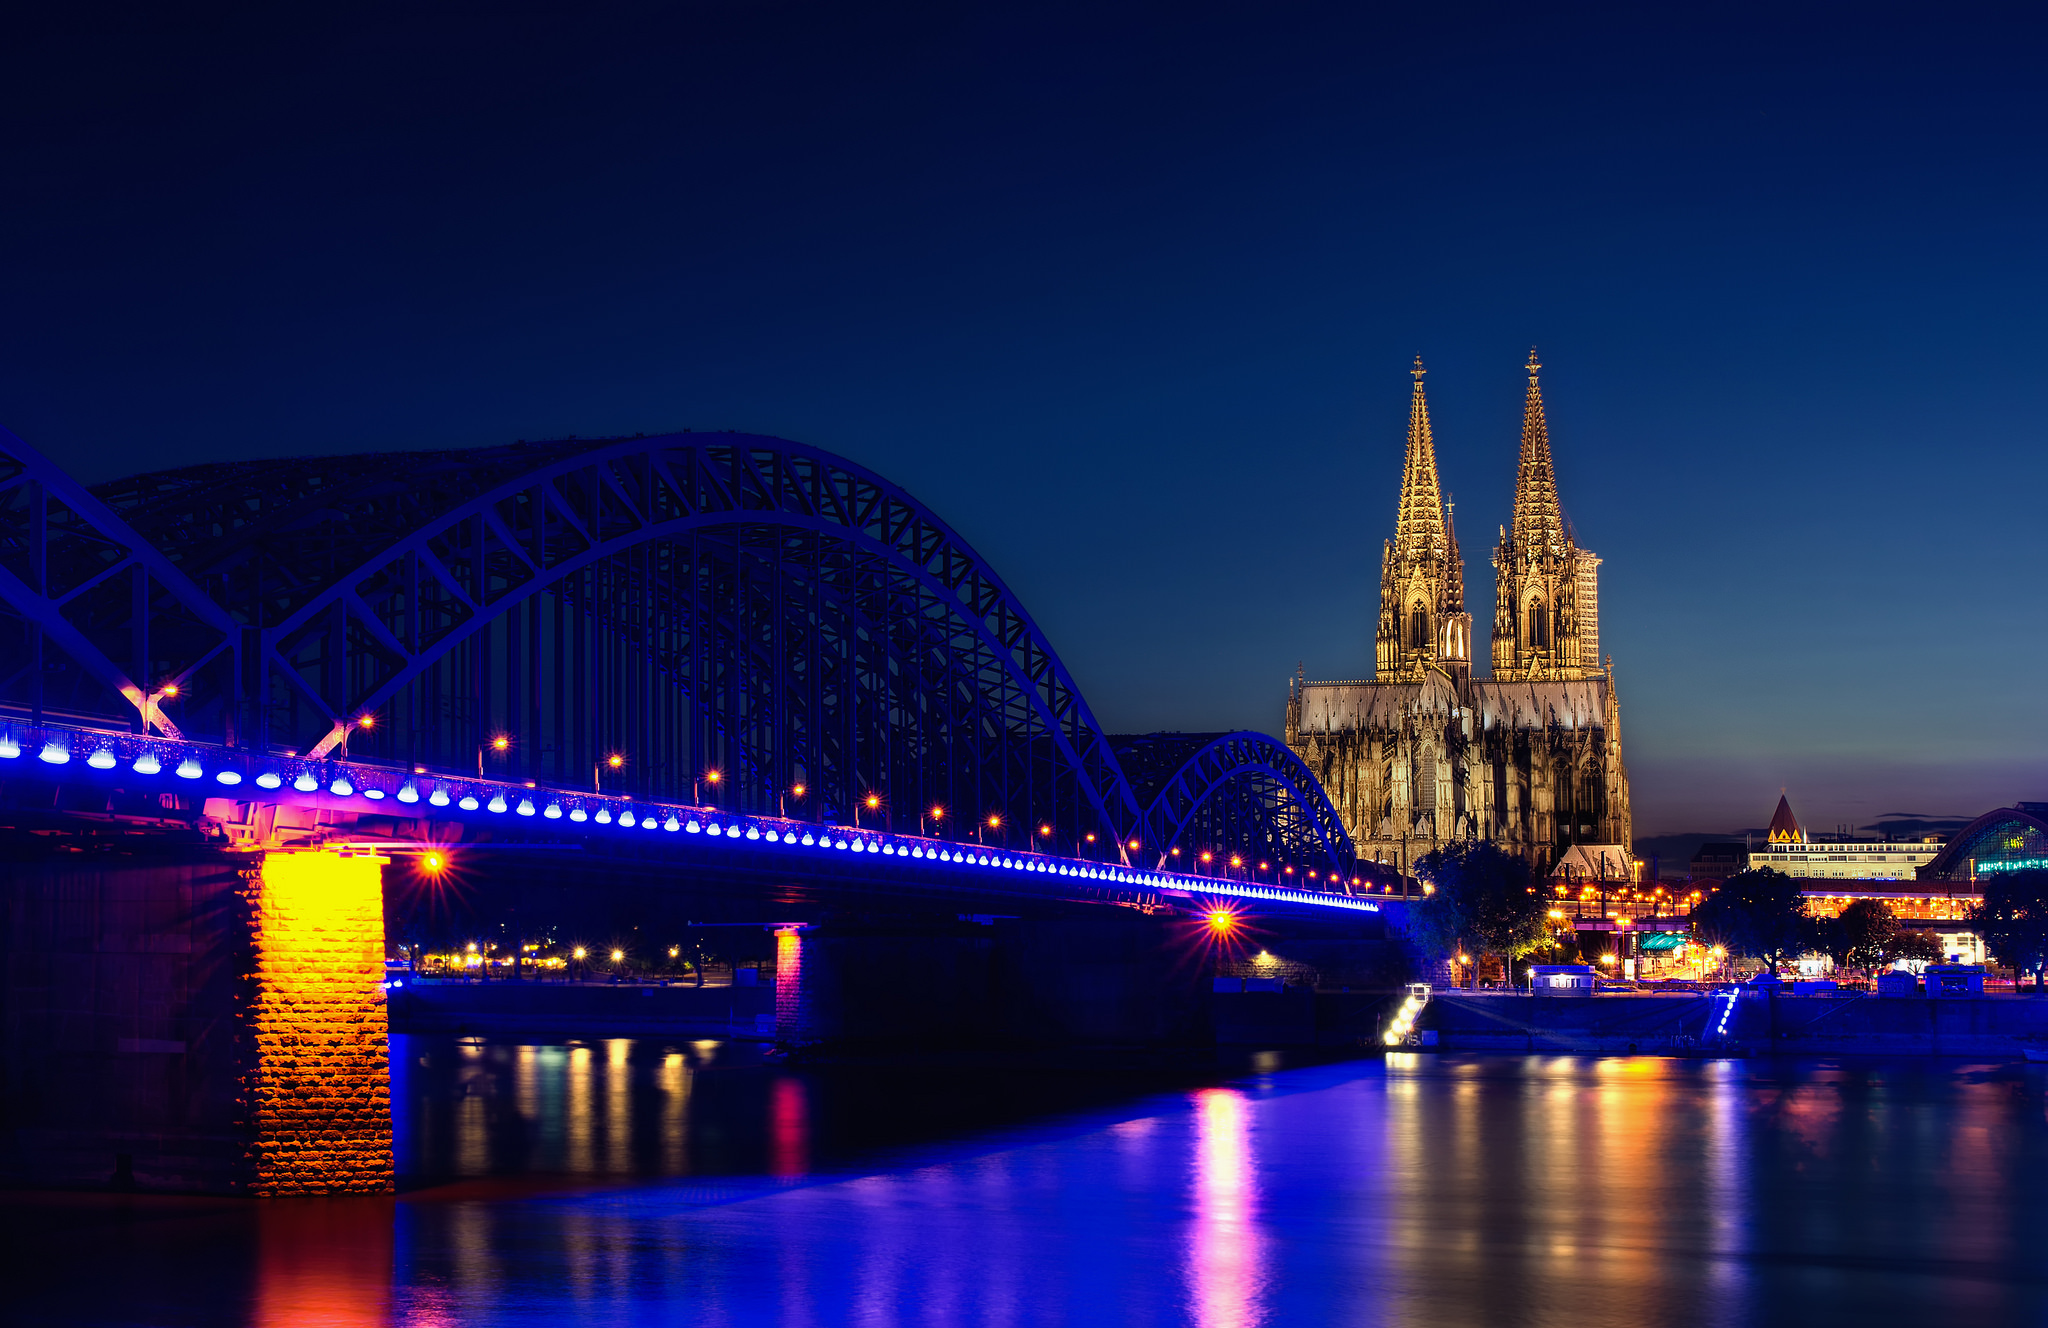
left=1528, top=598, right=1547, bottom=650
left=1409, top=604, right=1428, bottom=649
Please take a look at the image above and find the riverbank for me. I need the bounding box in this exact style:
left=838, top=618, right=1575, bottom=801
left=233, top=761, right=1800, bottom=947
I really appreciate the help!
left=1416, top=990, right=2048, bottom=1056
left=388, top=978, right=778, bottom=1039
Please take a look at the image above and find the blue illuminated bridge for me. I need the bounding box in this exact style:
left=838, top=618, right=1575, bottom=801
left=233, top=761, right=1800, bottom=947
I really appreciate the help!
left=0, top=426, right=1388, bottom=920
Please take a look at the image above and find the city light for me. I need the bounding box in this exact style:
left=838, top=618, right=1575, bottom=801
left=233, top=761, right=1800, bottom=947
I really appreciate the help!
left=793, top=782, right=806, bottom=796
left=988, top=814, right=1001, bottom=829
left=357, top=714, right=375, bottom=729
left=706, top=770, right=721, bottom=785
left=610, top=948, right=624, bottom=962
left=866, top=794, right=881, bottom=811
left=608, top=754, right=624, bottom=769
left=421, top=851, right=445, bottom=875
left=492, top=735, right=510, bottom=752
left=160, top=683, right=179, bottom=698
left=1207, top=909, right=1236, bottom=935
left=572, top=946, right=587, bottom=960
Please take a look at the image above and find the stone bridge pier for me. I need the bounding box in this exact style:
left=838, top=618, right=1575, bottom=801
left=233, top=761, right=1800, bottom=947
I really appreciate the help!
left=2, top=848, right=392, bottom=1195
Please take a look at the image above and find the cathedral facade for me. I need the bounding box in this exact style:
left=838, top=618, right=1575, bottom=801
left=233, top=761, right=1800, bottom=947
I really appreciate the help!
left=1285, top=352, right=1632, bottom=875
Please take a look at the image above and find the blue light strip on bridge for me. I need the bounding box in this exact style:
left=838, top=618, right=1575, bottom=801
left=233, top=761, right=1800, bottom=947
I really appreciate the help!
left=0, top=721, right=1380, bottom=915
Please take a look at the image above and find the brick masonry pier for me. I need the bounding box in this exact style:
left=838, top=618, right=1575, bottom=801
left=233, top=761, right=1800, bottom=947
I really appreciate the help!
left=2, top=848, right=392, bottom=1194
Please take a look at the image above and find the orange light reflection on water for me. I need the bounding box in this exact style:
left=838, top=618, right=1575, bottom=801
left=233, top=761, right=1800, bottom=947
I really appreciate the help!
left=1188, top=1086, right=1266, bottom=1328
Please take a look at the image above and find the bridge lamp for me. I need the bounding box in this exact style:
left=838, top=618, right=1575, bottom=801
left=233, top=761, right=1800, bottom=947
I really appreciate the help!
left=1230, top=855, right=1243, bottom=871
left=1206, top=909, right=1236, bottom=936
left=573, top=946, right=587, bottom=960
left=668, top=946, right=680, bottom=959
left=610, top=948, right=625, bottom=963
left=421, top=851, right=446, bottom=876
left=493, top=735, right=510, bottom=752
left=160, top=683, right=179, bottom=698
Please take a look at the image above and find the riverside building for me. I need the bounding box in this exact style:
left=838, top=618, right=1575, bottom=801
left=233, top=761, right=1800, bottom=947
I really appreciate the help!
left=1746, top=795, right=1943, bottom=882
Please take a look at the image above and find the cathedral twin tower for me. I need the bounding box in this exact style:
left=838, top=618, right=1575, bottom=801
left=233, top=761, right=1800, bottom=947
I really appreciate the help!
left=1287, top=351, right=1632, bottom=874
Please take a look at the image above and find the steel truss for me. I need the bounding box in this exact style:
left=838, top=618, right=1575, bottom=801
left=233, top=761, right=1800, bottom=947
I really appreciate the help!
left=1, top=429, right=1357, bottom=876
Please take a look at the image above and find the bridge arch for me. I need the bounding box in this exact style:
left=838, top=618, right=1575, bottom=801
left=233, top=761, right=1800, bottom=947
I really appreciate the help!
left=1114, top=731, right=1356, bottom=878
left=5, top=429, right=1358, bottom=875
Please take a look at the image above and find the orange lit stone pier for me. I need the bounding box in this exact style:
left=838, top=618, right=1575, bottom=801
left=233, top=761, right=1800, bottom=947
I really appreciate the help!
left=243, top=851, right=393, bottom=1195
left=0, top=847, right=393, bottom=1194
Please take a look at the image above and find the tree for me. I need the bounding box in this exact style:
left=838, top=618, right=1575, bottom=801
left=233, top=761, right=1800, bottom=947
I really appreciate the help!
left=1690, top=868, right=1809, bottom=977
left=1820, top=899, right=1898, bottom=973
left=1966, top=869, right=2048, bottom=989
left=1884, top=930, right=1943, bottom=967
left=1411, top=842, right=1549, bottom=987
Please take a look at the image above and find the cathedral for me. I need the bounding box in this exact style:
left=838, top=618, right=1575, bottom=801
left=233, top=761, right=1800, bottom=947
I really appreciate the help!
left=1284, top=352, right=1632, bottom=875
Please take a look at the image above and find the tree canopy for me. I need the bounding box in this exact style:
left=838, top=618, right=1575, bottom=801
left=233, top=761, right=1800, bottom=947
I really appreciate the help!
left=1967, top=869, right=2048, bottom=987
left=1411, top=842, right=1549, bottom=986
left=1818, top=898, right=1898, bottom=971
left=1690, top=868, right=1809, bottom=976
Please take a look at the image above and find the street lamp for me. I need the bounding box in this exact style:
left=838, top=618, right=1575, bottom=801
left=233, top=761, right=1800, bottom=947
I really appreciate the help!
left=857, top=791, right=881, bottom=829
left=696, top=768, right=721, bottom=805
left=982, top=813, right=1001, bottom=846
left=340, top=712, right=374, bottom=758
left=923, top=804, right=944, bottom=837
left=479, top=733, right=510, bottom=778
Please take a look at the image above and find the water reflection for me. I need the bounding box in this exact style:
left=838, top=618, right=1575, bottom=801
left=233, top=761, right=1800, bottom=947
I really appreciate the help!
left=1188, top=1087, right=1265, bottom=1328
left=17, top=1051, right=2048, bottom=1327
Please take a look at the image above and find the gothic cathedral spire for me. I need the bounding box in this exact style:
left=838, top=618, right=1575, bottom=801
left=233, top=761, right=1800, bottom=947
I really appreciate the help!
left=1512, top=348, right=1566, bottom=555
left=1492, top=349, right=1601, bottom=680
left=1377, top=358, right=1470, bottom=681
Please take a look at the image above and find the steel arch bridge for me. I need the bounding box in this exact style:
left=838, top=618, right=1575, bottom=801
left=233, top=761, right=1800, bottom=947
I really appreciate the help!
left=0, top=427, right=1359, bottom=879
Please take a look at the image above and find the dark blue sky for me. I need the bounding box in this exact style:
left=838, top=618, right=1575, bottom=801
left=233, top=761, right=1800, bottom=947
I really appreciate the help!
left=4, top=2, right=2044, bottom=834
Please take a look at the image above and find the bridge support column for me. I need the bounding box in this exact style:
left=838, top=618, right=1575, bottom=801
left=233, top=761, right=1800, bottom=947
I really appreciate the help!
left=243, top=850, right=392, bottom=1195
left=1, top=848, right=392, bottom=1194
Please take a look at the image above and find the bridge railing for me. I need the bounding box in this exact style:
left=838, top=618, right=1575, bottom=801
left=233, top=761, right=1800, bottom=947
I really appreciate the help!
left=1, top=717, right=1383, bottom=916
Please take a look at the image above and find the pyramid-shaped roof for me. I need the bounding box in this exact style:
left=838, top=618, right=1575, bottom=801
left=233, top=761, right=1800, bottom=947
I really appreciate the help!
left=1767, top=794, right=1805, bottom=844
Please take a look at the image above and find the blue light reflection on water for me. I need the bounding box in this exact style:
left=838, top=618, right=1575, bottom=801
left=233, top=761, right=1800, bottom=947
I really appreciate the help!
left=20, top=1049, right=2048, bottom=1326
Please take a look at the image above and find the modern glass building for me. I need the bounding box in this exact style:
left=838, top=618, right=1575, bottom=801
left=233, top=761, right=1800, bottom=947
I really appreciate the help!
left=1916, top=804, right=2048, bottom=884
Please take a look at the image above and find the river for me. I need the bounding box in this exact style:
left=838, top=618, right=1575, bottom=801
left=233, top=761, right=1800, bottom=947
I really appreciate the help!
left=10, top=1039, right=2048, bottom=1325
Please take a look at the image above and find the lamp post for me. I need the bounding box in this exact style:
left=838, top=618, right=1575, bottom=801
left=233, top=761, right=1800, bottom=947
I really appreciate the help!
left=479, top=733, right=509, bottom=779
left=783, top=781, right=805, bottom=818
left=595, top=751, right=623, bottom=794
left=922, top=804, right=943, bottom=838
left=340, top=712, right=374, bottom=758
left=696, top=768, right=721, bottom=807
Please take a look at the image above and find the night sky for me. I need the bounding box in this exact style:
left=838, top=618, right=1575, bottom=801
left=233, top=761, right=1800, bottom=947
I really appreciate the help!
left=4, top=3, right=2044, bottom=836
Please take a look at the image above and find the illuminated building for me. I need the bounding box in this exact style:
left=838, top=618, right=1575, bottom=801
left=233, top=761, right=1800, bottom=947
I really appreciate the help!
left=1745, top=794, right=1942, bottom=882
left=1916, top=803, right=2048, bottom=883
left=1286, top=352, right=1632, bottom=873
